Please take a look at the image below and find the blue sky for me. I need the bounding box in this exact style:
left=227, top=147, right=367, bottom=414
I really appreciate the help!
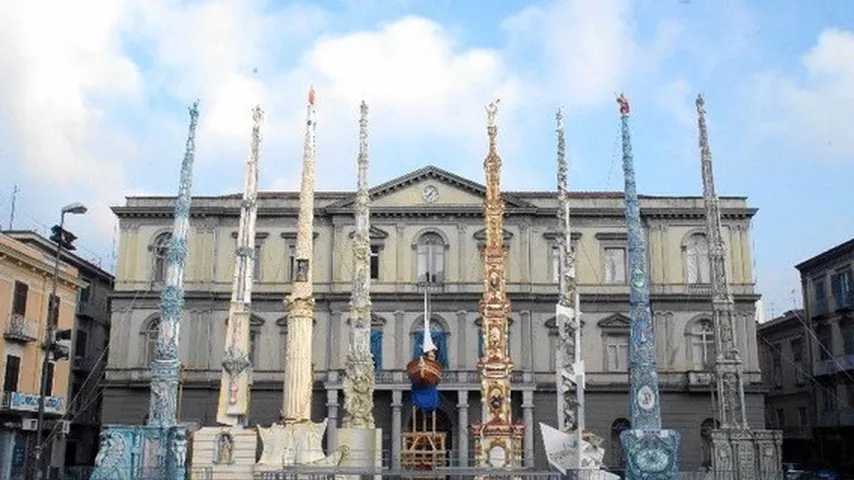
left=1, top=0, right=852, bottom=318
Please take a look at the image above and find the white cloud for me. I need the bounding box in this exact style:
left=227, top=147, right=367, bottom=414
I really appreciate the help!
left=502, top=0, right=637, bottom=107
left=0, top=0, right=141, bottom=235
left=756, top=28, right=854, bottom=162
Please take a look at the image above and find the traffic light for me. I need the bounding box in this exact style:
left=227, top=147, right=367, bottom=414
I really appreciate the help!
left=50, top=225, right=77, bottom=251
left=51, top=329, right=73, bottom=361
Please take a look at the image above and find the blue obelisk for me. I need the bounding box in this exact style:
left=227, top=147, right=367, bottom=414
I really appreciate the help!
left=91, top=101, right=199, bottom=480
left=616, top=95, right=680, bottom=478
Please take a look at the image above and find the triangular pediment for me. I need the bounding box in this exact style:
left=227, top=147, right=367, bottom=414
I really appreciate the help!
left=326, top=165, right=534, bottom=210
left=597, top=313, right=631, bottom=329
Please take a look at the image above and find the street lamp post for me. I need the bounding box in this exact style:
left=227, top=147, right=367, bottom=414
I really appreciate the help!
left=32, top=202, right=86, bottom=480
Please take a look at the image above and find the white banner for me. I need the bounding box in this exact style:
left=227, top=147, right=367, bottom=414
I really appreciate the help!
left=539, top=423, right=616, bottom=478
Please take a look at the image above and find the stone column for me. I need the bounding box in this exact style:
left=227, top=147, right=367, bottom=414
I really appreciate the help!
left=457, top=224, right=467, bottom=284
left=522, top=390, right=535, bottom=468
left=326, top=387, right=339, bottom=449
left=396, top=223, right=405, bottom=284
left=394, top=310, right=405, bottom=367
left=456, top=310, right=467, bottom=368
left=391, top=389, right=403, bottom=469
left=457, top=390, right=469, bottom=467
left=520, top=310, right=532, bottom=371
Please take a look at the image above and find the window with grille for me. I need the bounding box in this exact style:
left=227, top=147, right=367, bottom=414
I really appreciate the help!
left=12, top=281, right=28, bottom=316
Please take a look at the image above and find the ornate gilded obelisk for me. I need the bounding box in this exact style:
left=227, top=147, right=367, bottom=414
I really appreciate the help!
left=553, top=109, right=589, bottom=467
left=616, top=95, right=680, bottom=478
left=91, top=101, right=199, bottom=480
left=216, top=105, right=263, bottom=426
left=696, top=95, right=781, bottom=477
left=342, top=100, right=376, bottom=429
left=470, top=100, right=524, bottom=468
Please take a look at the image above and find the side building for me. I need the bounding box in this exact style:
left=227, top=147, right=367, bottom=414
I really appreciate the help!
left=0, top=232, right=85, bottom=479
left=102, top=165, right=765, bottom=470
left=3, top=231, right=115, bottom=468
left=795, top=237, right=854, bottom=471
left=757, top=309, right=813, bottom=464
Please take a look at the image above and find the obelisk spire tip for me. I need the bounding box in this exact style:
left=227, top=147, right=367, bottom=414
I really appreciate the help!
left=617, top=93, right=630, bottom=117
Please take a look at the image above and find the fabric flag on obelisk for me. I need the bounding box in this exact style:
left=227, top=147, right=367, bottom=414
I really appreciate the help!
left=540, top=423, right=617, bottom=477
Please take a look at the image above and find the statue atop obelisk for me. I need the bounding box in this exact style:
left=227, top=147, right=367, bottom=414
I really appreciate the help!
left=342, top=101, right=376, bottom=428
left=282, top=88, right=318, bottom=424
left=696, top=94, right=781, bottom=476
left=616, top=94, right=680, bottom=478
left=216, top=105, right=264, bottom=426
left=470, top=100, right=524, bottom=468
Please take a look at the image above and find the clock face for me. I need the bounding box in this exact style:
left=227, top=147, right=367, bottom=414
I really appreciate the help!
left=487, top=445, right=507, bottom=467
left=422, top=185, right=439, bottom=204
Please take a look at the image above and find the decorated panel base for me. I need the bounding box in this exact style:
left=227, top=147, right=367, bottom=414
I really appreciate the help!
left=470, top=422, right=525, bottom=469
left=90, top=424, right=188, bottom=480
left=620, top=428, right=680, bottom=480
left=190, top=426, right=258, bottom=479
left=711, top=428, right=782, bottom=480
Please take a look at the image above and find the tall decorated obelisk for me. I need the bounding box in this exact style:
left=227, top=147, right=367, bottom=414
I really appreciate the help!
left=257, top=88, right=344, bottom=468
left=554, top=109, right=588, bottom=466
left=91, top=101, right=199, bottom=480
left=470, top=100, right=524, bottom=468
left=337, top=101, right=382, bottom=470
left=217, top=105, right=263, bottom=426
left=696, top=95, right=781, bottom=477
left=282, top=88, right=319, bottom=425
left=616, top=95, right=680, bottom=478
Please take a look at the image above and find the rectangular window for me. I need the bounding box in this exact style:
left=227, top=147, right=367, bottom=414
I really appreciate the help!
left=817, top=325, right=832, bottom=360
left=370, top=245, right=380, bottom=280
left=287, top=245, right=297, bottom=281
left=12, top=281, right=28, bottom=316
left=79, top=283, right=91, bottom=304
left=249, top=330, right=258, bottom=365
left=370, top=329, right=383, bottom=370
left=604, top=248, right=626, bottom=284
left=772, top=349, right=783, bottom=387
left=254, top=244, right=262, bottom=280
left=791, top=338, right=806, bottom=384
left=776, top=409, right=785, bottom=428
left=822, top=386, right=837, bottom=412
left=606, top=335, right=629, bottom=371
left=75, top=330, right=88, bottom=359
left=842, top=322, right=854, bottom=356
left=846, top=382, right=854, bottom=408
left=45, top=362, right=55, bottom=396
left=798, top=406, right=808, bottom=426
left=4, top=355, right=21, bottom=392
left=814, top=278, right=827, bottom=314
left=552, top=245, right=561, bottom=283
left=832, top=269, right=852, bottom=309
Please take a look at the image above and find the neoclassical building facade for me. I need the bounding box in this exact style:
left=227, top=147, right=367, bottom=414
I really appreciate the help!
left=102, top=165, right=765, bottom=470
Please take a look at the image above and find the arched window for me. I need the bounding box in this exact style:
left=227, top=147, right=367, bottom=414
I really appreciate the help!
left=700, top=418, right=719, bottom=467
left=688, top=318, right=716, bottom=370
left=416, top=233, right=445, bottom=284
left=143, top=317, right=160, bottom=365
left=215, top=433, right=234, bottom=464
left=249, top=316, right=264, bottom=366
left=685, top=233, right=710, bottom=284
left=610, top=418, right=631, bottom=469
left=411, top=318, right=448, bottom=368
left=151, top=233, right=172, bottom=283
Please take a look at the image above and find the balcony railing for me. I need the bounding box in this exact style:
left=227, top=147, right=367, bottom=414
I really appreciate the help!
left=814, top=353, right=854, bottom=376
left=4, top=313, right=37, bottom=343
left=0, top=391, right=65, bottom=415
